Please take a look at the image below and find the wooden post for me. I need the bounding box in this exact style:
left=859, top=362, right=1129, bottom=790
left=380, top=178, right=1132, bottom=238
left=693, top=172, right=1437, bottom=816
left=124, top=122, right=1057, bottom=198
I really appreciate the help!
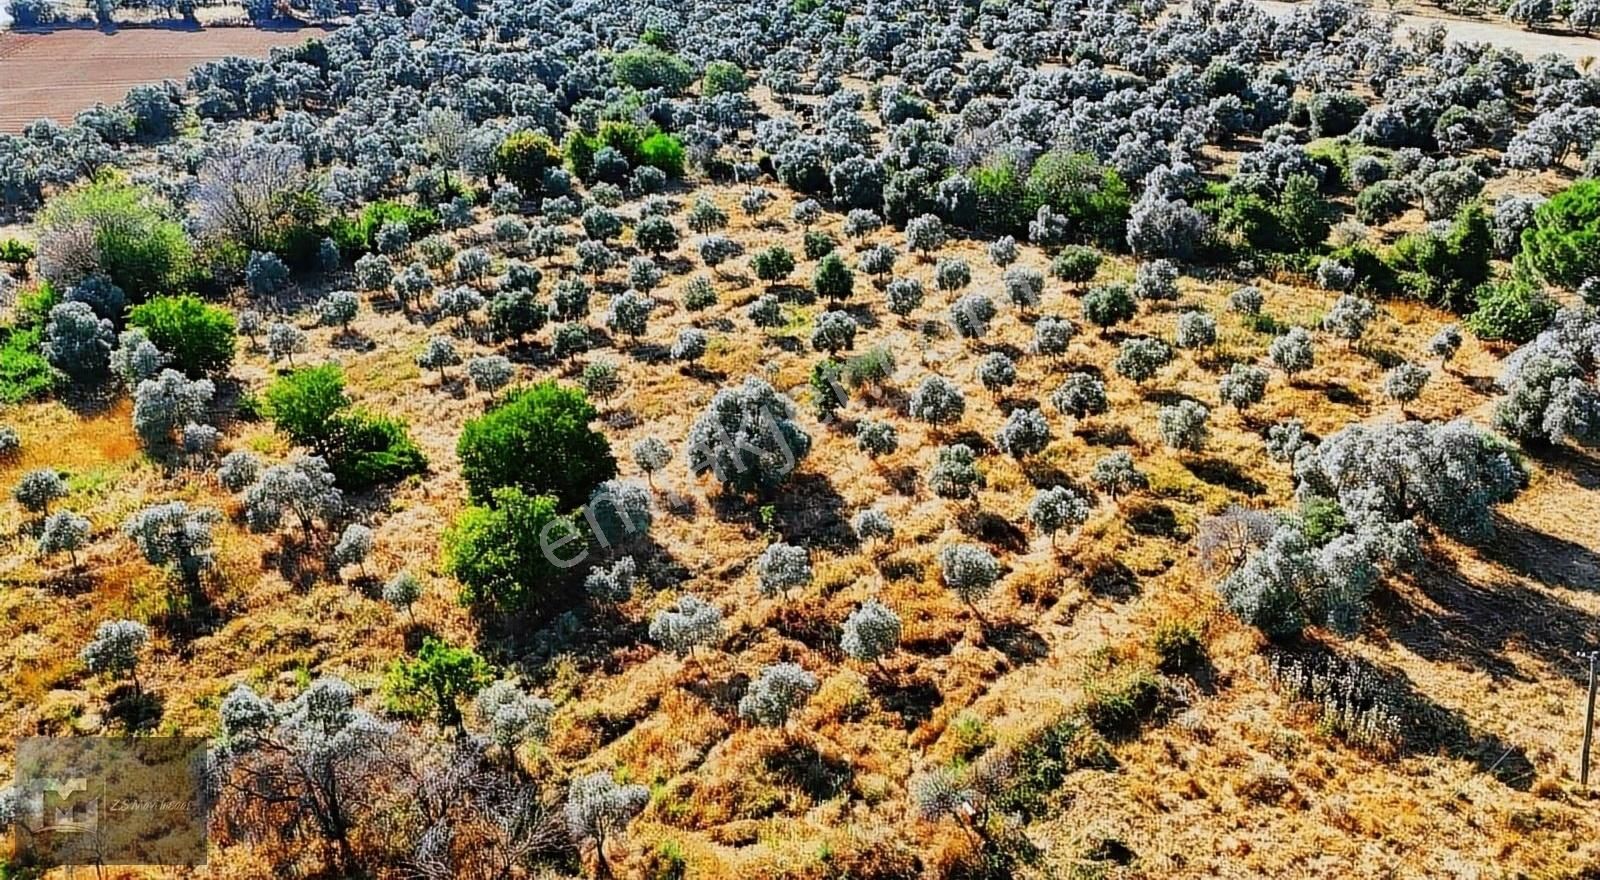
left=1583, top=652, right=1597, bottom=789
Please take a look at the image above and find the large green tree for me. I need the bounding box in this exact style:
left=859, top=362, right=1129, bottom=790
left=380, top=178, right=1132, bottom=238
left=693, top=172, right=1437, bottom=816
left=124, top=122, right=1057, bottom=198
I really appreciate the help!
left=456, top=380, right=617, bottom=508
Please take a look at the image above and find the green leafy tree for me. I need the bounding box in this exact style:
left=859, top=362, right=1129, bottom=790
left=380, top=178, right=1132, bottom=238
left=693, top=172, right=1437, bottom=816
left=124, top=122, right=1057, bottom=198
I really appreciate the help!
left=612, top=46, right=694, bottom=94
left=813, top=252, right=854, bottom=301
left=1520, top=179, right=1600, bottom=287
left=457, top=381, right=617, bottom=508
left=752, top=246, right=795, bottom=288
left=37, top=178, right=192, bottom=302
left=702, top=60, right=750, bottom=96
left=383, top=637, right=492, bottom=729
left=443, top=487, right=584, bottom=617
left=1387, top=204, right=1494, bottom=312
left=495, top=131, right=560, bottom=194
left=264, top=364, right=350, bottom=448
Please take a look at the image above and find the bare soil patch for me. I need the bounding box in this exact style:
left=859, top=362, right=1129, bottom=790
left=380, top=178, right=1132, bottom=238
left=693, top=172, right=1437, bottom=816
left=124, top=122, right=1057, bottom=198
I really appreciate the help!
left=0, top=25, right=323, bottom=131
left=1253, top=0, right=1600, bottom=60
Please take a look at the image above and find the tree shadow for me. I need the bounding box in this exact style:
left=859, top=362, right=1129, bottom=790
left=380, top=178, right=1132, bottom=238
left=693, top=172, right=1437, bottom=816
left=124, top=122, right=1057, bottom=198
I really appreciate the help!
left=1141, top=387, right=1204, bottom=407
left=147, top=578, right=223, bottom=643
left=1125, top=501, right=1189, bottom=541
left=1080, top=422, right=1134, bottom=448
left=944, top=430, right=993, bottom=454
left=843, top=304, right=881, bottom=329
left=106, top=686, right=164, bottom=733
left=329, top=332, right=375, bottom=353
left=1476, top=512, right=1600, bottom=594
left=627, top=342, right=673, bottom=365
left=770, top=472, right=853, bottom=550
left=765, top=741, right=853, bottom=802
left=956, top=508, right=1029, bottom=553
left=878, top=554, right=925, bottom=583
left=684, top=670, right=749, bottom=718
left=1184, top=458, right=1268, bottom=497
left=681, top=363, right=728, bottom=383
left=884, top=465, right=920, bottom=496
left=1268, top=644, right=1536, bottom=790
left=996, top=395, right=1041, bottom=415
left=1523, top=444, right=1600, bottom=491
left=1084, top=559, right=1141, bottom=601
left=876, top=675, right=943, bottom=729
left=1020, top=459, right=1078, bottom=490
left=1305, top=380, right=1364, bottom=407
left=980, top=619, right=1049, bottom=665
left=1386, top=561, right=1600, bottom=687
left=770, top=599, right=844, bottom=656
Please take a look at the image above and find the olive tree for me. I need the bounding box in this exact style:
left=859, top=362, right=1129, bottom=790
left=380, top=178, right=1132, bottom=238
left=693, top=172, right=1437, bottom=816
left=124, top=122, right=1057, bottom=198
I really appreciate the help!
left=1028, top=485, right=1091, bottom=547
left=885, top=277, right=925, bottom=317
left=738, top=662, right=819, bottom=727
left=14, top=468, right=68, bottom=515
left=1114, top=337, right=1172, bottom=384
left=1382, top=363, right=1431, bottom=408
left=929, top=444, right=983, bottom=501
left=841, top=600, right=901, bottom=665
left=995, top=407, right=1051, bottom=459
left=243, top=455, right=343, bottom=541
left=684, top=377, right=812, bottom=496
left=1268, top=327, right=1315, bottom=382
left=133, top=369, right=215, bottom=449
left=45, top=301, right=114, bottom=381
left=564, top=773, right=649, bottom=878
left=39, top=510, right=91, bottom=566
left=756, top=542, right=812, bottom=598
left=909, top=375, right=966, bottom=432
left=648, top=594, right=725, bottom=657
left=1158, top=400, right=1211, bottom=451
left=1091, top=451, right=1148, bottom=500
left=123, top=501, right=219, bottom=591
left=473, top=680, right=555, bottom=749
left=80, top=619, right=150, bottom=695
left=1050, top=372, right=1109, bottom=421
left=1218, top=364, right=1270, bottom=410
left=940, top=543, right=1000, bottom=606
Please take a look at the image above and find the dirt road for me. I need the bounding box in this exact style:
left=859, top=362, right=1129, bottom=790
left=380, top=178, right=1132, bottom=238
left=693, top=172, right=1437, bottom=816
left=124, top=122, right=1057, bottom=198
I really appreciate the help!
left=1251, top=0, right=1599, bottom=60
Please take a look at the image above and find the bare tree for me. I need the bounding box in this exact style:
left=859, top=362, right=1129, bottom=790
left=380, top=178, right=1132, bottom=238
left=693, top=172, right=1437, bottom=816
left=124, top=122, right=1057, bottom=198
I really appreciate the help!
left=195, top=140, right=313, bottom=251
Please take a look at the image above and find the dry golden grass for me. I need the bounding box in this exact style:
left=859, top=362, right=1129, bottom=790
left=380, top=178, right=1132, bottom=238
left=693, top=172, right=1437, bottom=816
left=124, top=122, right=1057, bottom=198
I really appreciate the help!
left=4, top=181, right=1600, bottom=878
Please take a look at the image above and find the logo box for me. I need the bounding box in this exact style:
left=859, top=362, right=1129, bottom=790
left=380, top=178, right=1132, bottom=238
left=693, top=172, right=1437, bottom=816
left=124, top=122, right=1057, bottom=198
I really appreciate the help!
left=7, top=736, right=209, bottom=867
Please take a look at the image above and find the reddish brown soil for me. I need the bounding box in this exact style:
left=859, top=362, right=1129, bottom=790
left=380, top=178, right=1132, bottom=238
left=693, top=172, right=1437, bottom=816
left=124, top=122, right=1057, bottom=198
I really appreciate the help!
left=0, top=25, right=323, bottom=131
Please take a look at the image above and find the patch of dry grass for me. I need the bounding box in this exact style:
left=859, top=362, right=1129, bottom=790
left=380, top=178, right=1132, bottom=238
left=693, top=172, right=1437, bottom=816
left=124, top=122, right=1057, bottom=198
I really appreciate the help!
left=3, top=181, right=1599, bottom=878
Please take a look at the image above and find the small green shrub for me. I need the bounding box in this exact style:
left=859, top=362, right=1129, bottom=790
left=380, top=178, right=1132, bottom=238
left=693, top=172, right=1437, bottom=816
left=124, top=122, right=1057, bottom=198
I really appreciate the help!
left=1467, top=277, right=1558, bottom=343
left=0, top=327, right=56, bottom=404
left=1081, top=664, right=1164, bottom=739
left=38, top=179, right=193, bottom=302
left=1298, top=494, right=1348, bottom=545
left=495, top=131, right=561, bottom=194
left=611, top=46, right=694, bottom=94
left=382, top=636, right=492, bottom=728
left=326, top=410, right=428, bottom=490
left=843, top=346, right=895, bottom=388
left=1520, top=178, right=1600, bottom=287
left=1151, top=621, right=1205, bottom=673
left=638, top=132, right=686, bottom=178
left=126, top=295, right=236, bottom=376
left=331, top=201, right=440, bottom=254
left=264, top=364, right=350, bottom=447
left=264, top=365, right=426, bottom=489
left=0, top=238, right=35, bottom=267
